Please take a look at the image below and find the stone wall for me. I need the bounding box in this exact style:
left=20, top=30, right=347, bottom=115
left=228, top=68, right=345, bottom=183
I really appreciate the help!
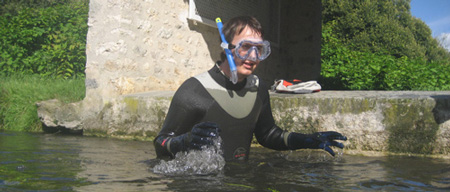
left=270, top=91, right=450, bottom=157
left=82, top=0, right=322, bottom=116
left=84, top=0, right=220, bottom=114
left=37, top=91, right=450, bottom=157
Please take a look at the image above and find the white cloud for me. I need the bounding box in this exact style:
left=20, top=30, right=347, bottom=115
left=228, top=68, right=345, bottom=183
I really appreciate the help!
left=437, top=33, right=450, bottom=52
left=429, top=15, right=450, bottom=37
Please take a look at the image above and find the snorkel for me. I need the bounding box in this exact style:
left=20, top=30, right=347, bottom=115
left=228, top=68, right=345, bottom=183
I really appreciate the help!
left=215, top=17, right=238, bottom=84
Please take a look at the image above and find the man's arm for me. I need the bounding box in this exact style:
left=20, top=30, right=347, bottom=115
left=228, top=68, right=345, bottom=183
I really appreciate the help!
left=253, top=81, right=347, bottom=156
left=153, top=78, right=208, bottom=158
left=254, top=81, right=290, bottom=150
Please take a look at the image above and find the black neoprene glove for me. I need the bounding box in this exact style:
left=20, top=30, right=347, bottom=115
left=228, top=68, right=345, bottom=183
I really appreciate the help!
left=157, top=122, right=221, bottom=156
left=287, top=131, right=347, bottom=156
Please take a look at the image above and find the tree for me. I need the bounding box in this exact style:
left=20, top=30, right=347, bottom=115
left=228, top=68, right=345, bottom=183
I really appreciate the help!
left=1, top=0, right=73, bottom=15
left=322, top=0, right=450, bottom=61
left=0, top=0, right=88, bottom=78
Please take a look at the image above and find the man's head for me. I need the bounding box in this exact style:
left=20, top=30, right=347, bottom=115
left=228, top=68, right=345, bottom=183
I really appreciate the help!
left=222, top=16, right=264, bottom=45
left=220, top=16, right=270, bottom=81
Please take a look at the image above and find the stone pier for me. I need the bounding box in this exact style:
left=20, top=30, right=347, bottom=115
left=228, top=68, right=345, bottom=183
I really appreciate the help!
left=37, top=90, right=450, bottom=158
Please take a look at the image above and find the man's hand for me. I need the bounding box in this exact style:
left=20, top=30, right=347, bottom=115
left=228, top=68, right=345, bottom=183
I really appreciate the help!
left=288, top=131, right=347, bottom=156
left=155, top=122, right=221, bottom=157
left=189, top=122, right=221, bottom=149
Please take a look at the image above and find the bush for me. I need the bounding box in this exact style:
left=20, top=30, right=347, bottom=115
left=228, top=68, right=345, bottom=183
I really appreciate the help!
left=320, top=22, right=450, bottom=91
left=0, top=0, right=88, bottom=78
left=321, top=0, right=450, bottom=61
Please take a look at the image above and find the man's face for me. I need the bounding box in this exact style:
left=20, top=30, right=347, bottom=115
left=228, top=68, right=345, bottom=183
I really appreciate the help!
left=230, top=26, right=263, bottom=80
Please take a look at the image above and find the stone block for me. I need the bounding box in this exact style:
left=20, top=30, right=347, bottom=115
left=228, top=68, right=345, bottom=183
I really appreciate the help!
left=37, top=91, right=450, bottom=157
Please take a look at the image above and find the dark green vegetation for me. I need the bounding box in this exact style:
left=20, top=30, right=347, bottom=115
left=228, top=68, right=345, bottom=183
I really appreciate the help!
left=0, top=1, right=88, bottom=131
left=0, top=0, right=88, bottom=78
left=320, top=0, right=450, bottom=90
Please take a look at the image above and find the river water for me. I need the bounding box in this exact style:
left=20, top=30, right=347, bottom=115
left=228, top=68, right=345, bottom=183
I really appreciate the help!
left=1, top=131, right=449, bottom=191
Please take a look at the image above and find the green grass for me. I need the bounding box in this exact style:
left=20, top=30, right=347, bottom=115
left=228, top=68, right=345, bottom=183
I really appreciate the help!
left=0, top=75, right=85, bottom=132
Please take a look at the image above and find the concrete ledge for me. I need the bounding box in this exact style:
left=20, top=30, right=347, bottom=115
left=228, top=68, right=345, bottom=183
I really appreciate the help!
left=269, top=91, right=450, bottom=157
left=37, top=91, right=450, bottom=157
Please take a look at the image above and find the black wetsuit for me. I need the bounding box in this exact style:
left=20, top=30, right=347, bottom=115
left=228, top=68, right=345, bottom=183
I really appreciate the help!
left=154, top=64, right=290, bottom=160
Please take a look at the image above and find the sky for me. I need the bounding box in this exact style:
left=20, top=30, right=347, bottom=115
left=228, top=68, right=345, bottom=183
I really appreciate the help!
left=410, top=0, right=450, bottom=51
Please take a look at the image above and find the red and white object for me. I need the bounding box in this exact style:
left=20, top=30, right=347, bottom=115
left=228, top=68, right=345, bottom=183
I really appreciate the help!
left=271, top=79, right=321, bottom=94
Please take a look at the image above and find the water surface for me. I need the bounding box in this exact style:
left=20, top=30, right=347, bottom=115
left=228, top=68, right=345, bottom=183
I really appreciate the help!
left=1, top=131, right=449, bottom=191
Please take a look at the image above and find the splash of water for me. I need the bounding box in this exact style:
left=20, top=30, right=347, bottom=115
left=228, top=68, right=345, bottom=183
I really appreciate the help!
left=152, top=137, right=225, bottom=175
left=335, top=148, right=344, bottom=161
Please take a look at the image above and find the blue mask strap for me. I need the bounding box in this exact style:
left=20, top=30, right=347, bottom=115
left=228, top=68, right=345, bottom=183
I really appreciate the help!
left=215, top=17, right=238, bottom=84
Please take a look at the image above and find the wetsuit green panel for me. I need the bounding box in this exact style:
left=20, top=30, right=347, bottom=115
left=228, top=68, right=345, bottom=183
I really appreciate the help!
left=194, top=71, right=259, bottom=119
left=154, top=64, right=289, bottom=160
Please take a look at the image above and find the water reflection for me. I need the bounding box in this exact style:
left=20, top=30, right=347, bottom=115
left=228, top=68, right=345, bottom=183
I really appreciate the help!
left=0, top=132, right=87, bottom=191
left=73, top=135, right=158, bottom=191
left=1, top=131, right=450, bottom=191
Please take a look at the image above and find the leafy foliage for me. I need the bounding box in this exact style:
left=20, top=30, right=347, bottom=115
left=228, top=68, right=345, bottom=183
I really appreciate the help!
left=322, top=0, right=450, bottom=61
left=0, top=0, right=88, bottom=78
left=320, top=0, right=450, bottom=90
left=320, top=21, right=450, bottom=90
left=1, top=0, right=74, bottom=15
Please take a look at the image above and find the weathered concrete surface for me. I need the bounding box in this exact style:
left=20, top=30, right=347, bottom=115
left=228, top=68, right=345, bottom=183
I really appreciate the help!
left=36, top=99, right=84, bottom=134
left=37, top=91, right=450, bottom=158
left=83, top=0, right=322, bottom=123
left=270, top=91, right=450, bottom=158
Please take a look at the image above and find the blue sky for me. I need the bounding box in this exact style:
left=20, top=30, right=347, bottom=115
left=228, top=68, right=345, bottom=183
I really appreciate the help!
left=410, top=0, right=450, bottom=37
left=410, top=0, right=450, bottom=50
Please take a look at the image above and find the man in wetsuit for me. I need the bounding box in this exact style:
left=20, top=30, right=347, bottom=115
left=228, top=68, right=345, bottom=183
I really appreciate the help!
left=154, top=16, right=347, bottom=161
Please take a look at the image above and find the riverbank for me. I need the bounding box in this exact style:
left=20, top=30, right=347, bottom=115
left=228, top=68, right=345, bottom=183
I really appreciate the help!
left=36, top=90, right=450, bottom=158
left=0, top=75, right=85, bottom=132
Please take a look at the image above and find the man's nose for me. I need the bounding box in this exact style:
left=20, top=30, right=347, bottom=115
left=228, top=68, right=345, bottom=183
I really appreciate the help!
left=247, top=47, right=258, bottom=61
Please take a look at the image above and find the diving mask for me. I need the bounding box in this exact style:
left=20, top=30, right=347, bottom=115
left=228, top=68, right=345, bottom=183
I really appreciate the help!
left=229, top=40, right=271, bottom=61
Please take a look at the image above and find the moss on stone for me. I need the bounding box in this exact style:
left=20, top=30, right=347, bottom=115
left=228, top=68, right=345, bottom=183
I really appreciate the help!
left=145, top=130, right=158, bottom=139
left=383, top=98, right=439, bottom=154
left=151, top=102, right=167, bottom=129
left=316, top=98, right=376, bottom=114
left=109, top=130, right=155, bottom=141
left=84, top=128, right=109, bottom=138
left=270, top=95, right=445, bottom=155
left=123, top=97, right=139, bottom=113
left=297, top=116, right=319, bottom=134
left=98, top=102, right=113, bottom=120
left=78, top=92, right=449, bottom=157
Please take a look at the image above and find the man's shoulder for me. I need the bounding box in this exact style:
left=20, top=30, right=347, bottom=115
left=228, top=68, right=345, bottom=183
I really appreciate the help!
left=177, top=76, right=203, bottom=92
